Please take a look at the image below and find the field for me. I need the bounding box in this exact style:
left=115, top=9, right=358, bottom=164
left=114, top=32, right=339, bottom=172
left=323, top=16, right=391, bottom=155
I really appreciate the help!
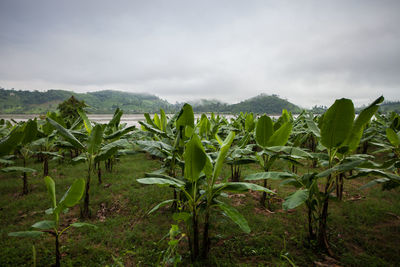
left=1, top=152, right=399, bottom=266
left=1, top=97, right=400, bottom=266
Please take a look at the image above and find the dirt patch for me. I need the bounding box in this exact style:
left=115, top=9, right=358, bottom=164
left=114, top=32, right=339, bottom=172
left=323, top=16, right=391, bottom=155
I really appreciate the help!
left=314, top=255, right=342, bottom=267
left=228, top=193, right=246, bottom=206
left=96, top=201, right=123, bottom=222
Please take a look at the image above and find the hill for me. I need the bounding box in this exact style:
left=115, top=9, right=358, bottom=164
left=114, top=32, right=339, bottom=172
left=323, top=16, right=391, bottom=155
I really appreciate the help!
left=0, top=89, right=174, bottom=114
left=227, top=94, right=302, bottom=114
left=0, top=88, right=301, bottom=114
left=379, top=101, right=400, bottom=113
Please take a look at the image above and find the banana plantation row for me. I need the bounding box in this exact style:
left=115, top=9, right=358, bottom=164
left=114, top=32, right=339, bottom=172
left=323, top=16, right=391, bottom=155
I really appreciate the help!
left=1, top=95, right=400, bottom=265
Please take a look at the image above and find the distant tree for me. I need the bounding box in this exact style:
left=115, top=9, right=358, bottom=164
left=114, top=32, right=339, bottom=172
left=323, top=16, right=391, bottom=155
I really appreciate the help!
left=57, top=96, right=87, bottom=127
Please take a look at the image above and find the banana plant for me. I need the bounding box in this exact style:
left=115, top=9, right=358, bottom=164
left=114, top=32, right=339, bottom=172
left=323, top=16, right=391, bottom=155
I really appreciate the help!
left=101, top=108, right=135, bottom=173
left=352, top=117, right=400, bottom=189
left=277, top=96, right=384, bottom=254
left=246, top=112, right=293, bottom=208
left=1, top=119, right=38, bottom=194
left=225, top=113, right=256, bottom=182
left=31, top=113, right=67, bottom=176
left=138, top=105, right=195, bottom=210
left=138, top=132, right=272, bottom=261
left=47, top=108, right=132, bottom=217
left=9, top=176, right=96, bottom=267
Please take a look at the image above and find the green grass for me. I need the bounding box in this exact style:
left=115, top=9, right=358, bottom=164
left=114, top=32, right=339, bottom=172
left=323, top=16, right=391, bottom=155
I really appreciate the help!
left=1, top=154, right=399, bottom=266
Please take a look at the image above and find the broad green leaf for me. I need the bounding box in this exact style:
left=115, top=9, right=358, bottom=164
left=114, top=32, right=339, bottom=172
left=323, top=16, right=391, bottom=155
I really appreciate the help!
left=245, top=113, right=255, bottom=132
left=137, top=178, right=185, bottom=188
left=1, top=167, right=36, bottom=173
left=46, top=118, right=85, bottom=150
left=70, top=222, right=98, bottom=228
left=72, top=154, right=87, bottom=164
left=316, top=159, right=364, bottom=178
left=77, top=109, right=92, bottom=134
left=267, top=121, right=292, bottom=146
left=306, top=118, right=321, bottom=138
left=144, top=113, right=160, bottom=129
left=214, top=182, right=275, bottom=194
left=215, top=134, right=223, bottom=146
left=104, top=126, right=135, bottom=140
left=138, top=121, right=169, bottom=138
left=360, top=178, right=391, bottom=189
left=267, top=146, right=312, bottom=158
left=245, top=171, right=298, bottom=181
left=349, top=169, right=400, bottom=182
left=320, top=98, right=355, bottom=149
left=21, top=120, right=38, bottom=145
left=218, top=202, right=250, bottom=233
left=153, top=113, right=161, bottom=129
left=345, top=96, right=384, bottom=152
left=274, top=109, right=290, bottom=131
left=184, top=134, right=207, bottom=182
left=0, top=158, right=14, bottom=164
left=0, top=125, right=24, bottom=157
left=213, top=132, right=235, bottom=181
left=32, top=220, right=55, bottom=230
left=44, top=176, right=56, bottom=209
left=69, top=116, right=82, bottom=130
left=255, top=115, right=273, bottom=147
left=283, top=189, right=309, bottom=210
left=8, top=231, right=44, bottom=237
left=160, top=109, right=167, bottom=132
left=87, top=124, right=103, bottom=155
left=386, top=128, right=400, bottom=147
left=57, top=178, right=85, bottom=210
left=199, top=114, right=210, bottom=138
left=148, top=199, right=175, bottom=214
left=176, top=104, right=194, bottom=129
left=108, top=108, right=123, bottom=128
left=47, top=111, right=66, bottom=128
left=95, top=139, right=130, bottom=162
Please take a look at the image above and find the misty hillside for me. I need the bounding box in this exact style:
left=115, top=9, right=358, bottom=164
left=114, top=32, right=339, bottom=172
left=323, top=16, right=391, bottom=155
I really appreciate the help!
left=0, top=89, right=174, bottom=114
left=5, top=88, right=396, bottom=115
left=0, top=88, right=304, bottom=114
left=228, top=94, right=302, bottom=114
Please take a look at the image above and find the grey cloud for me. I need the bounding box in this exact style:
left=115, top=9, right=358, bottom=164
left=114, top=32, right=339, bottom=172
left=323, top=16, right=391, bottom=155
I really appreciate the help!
left=1, top=0, right=399, bottom=108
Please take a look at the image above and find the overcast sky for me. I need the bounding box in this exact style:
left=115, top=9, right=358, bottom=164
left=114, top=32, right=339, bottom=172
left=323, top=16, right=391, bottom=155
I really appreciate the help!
left=0, top=0, right=399, bottom=108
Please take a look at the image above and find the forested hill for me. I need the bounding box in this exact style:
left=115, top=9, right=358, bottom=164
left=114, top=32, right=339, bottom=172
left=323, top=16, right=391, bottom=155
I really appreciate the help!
left=0, top=88, right=302, bottom=114
left=0, top=89, right=174, bottom=114
left=227, top=94, right=301, bottom=114
left=379, top=101, right=400, bottom=113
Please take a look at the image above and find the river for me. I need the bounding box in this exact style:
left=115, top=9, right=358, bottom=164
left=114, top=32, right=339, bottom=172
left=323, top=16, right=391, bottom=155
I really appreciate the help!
left=0, top=114, right=236, bottom=127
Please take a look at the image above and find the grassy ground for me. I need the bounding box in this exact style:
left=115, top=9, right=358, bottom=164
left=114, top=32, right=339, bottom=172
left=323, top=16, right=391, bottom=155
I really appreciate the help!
left=1, top=153, right=399, bottom=266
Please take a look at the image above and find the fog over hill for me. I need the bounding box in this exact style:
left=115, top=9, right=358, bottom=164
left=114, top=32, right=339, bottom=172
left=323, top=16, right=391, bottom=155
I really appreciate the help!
left=1, top=88, right=398, bottom=115
left=0, top=88, right=302, bottom=114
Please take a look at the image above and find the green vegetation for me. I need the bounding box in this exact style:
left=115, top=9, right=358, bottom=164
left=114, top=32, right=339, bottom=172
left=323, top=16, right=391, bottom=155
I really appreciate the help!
left=380, top=101, right=400, bottom=113
left=0, top=89, right=173, bottom=114
left=228, top=94, right=302, bottom=114
left=0, top=88, right=302, bottom=115
left=1, top=99, right=400, bottom=266
left=57, top=96, right=87, bottom=127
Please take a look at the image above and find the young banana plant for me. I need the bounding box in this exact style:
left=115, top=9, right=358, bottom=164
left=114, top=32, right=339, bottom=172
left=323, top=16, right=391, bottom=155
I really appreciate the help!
left=245, top=112, right=293, bottom=209
left=9, top=176, right=96, bottom=267
left=138, top=132, right=272, bottom=261
left=47, top=109, right=130, bottom=218
left=138, top=105, right=195, bottom=210
left=279, top=96, right=387, bottom=254
left=1, top=119, right=38, bottom=194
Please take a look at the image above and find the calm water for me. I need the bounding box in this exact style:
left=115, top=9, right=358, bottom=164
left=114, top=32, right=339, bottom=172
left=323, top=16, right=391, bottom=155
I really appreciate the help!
left=0, top=114, right=236, bottom=127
